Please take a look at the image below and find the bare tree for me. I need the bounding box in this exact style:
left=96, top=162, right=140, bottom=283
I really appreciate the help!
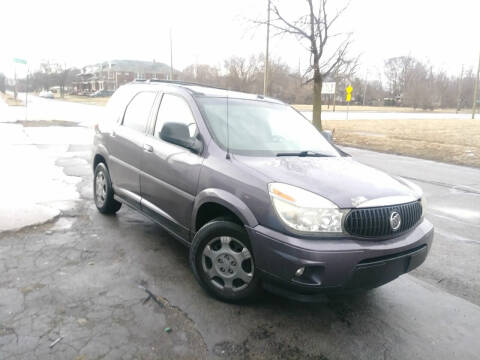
left=0, top=73, right=5, bottom=93
left=182, top=64, right=221, bottom=86
left=265, top=0, right=356, bottom=130
left=384, top=56, right=415, bottom=99
left=223, top=56, right=262, bottom=92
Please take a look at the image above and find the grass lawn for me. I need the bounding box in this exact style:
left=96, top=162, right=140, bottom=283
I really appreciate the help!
left=53, top=94, right=110, bottom=106
left=0, top=92, right=23, bottom=106
left=293, top=104, right=470, bottom=113
left=324, top=118, right=480, bottom=168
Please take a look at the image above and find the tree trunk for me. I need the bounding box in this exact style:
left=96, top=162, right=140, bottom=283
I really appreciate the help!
left=312, top=70, right=323, bottom=131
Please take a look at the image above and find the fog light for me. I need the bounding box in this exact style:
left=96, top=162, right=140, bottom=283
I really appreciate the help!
left=295, top=267, right=305, bottom=277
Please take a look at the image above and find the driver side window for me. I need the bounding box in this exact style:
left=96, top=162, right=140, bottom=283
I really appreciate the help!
left=154, top=94, right=197, bottom=138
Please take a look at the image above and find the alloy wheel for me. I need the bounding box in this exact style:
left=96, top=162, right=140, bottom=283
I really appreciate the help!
left=201, top=236, right=254, bottom=292
left=95, top=171, right=107, bottom=207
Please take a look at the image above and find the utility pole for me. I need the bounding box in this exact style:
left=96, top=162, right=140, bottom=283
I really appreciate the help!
left=169, top=28, right=174, bottom=81
left=25, top=68, right=28, bottom=121
left=333, top=69, right=338, bottom=112
left=263, top=0, right=271, bottom=96
left=362, top=70, right=368, bottom=106
left=456, top=64, right=464, bottom=113
left=472, top=52, right=480, bottom=119
left=14, top=64, right=17, bottom=100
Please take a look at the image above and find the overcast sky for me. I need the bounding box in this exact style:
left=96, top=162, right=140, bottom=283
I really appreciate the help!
left=1, top=0, right=479, bottom=80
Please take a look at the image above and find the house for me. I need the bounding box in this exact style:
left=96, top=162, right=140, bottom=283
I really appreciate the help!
left=73, top=59, right=171, bottom=94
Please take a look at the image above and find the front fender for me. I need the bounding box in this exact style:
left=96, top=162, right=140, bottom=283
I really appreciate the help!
left=192, top=188, right=258, bottom=228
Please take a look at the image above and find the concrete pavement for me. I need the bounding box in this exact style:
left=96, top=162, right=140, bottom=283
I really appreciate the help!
left=0, top=121, right=479, bottom=359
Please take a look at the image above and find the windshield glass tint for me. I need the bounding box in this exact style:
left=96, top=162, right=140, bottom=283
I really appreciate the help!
left=196, top=97, right=339, bottom=157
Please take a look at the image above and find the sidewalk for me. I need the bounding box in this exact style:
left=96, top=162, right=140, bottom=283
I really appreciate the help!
left=0, top=94, right=16, bottom=122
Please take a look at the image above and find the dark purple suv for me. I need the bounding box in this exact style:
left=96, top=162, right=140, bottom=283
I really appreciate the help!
left=92, top=80, right=434, bottom=302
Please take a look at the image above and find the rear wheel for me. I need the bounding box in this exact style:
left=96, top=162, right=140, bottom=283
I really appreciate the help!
left=189, top=219, right=261, bottom=302
left=93, top=163, right=122, bottom=214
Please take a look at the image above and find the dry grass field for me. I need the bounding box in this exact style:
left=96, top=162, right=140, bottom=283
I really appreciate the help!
left=0, top=92, right=23, bottom=106
left=54, top=94, right=110, bottom=106
left=323, top=118, right=480, bottom=167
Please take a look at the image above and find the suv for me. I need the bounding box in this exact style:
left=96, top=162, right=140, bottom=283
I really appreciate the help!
left=92, top=80, right=433, bottom=302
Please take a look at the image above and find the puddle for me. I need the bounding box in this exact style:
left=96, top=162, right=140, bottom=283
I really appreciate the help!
left=51, top=217, right=75, bottom=231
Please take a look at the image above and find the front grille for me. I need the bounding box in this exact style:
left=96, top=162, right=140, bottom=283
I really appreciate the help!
left=344, top=201, right=422, bottom=238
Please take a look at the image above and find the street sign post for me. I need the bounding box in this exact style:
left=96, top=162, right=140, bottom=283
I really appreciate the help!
left=345, top=85, right=353, bottom=120
left=13, top=58, right=28, bottom=119
left=322, top=82, right=336, bottom=110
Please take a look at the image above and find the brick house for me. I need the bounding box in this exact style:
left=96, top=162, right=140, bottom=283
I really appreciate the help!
left=73, top=59, right=171, bottom=94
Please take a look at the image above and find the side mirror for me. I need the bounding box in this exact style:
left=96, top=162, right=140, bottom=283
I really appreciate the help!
left=321, top=130, right=333, bottom=143
left=160, top=122, right=203, bottom=154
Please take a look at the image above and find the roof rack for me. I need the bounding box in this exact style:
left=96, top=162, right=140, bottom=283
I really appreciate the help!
left=129, top=79, right=281, bottom=103
left=132, top=78, right=227, bottom=91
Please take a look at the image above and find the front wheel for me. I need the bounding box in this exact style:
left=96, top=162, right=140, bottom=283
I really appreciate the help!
left=189, top=219, right=261, bottom=302
left=93, top=163, right=122, bottom=214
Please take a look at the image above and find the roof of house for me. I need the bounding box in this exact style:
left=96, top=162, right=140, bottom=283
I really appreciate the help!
left=108, top=59, right=171, bottom=73
left=81, top=59, right=172, bottom=75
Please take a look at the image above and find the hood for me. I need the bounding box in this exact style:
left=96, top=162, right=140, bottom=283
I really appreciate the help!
left=234, top=155, right=419, bottom=208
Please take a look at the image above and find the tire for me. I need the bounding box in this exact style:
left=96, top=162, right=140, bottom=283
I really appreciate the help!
left=93, top=162, right=122, bottom=214
left=189, top=219, right=261, bottom=303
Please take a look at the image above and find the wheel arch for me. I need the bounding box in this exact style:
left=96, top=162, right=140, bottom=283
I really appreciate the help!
left=92, top=144, right=110, bottom=171
left=192, top=189, right=258, bottom=232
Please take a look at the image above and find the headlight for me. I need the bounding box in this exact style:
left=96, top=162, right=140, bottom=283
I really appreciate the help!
left=396, top=177, right=423, bottom=198
left=420, top=196, right=426, bottom=217
left=268, top=183, right=347, bottom=234
left=396, top=177, right=425, bottom=217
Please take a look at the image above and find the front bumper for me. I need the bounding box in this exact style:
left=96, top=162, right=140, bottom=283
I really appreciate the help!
left=246, top=219, right=434, bottom=301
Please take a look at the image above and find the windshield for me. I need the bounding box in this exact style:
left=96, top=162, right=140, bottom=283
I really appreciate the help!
left=196, top=97, right=339, bottom=157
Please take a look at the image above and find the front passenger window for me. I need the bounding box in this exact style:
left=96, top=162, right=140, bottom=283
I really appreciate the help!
left=122, top=91, right=156, bottom=133
left=154, top=94, right=197, bottom=139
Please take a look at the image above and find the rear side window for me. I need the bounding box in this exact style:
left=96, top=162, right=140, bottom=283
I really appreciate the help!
left=122, top=91, right=156, bottom=133
left=104, top=86, right=135, bottom=124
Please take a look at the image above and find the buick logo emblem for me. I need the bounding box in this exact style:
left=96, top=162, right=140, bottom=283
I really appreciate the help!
left=390, top=211, right=401, bottom=231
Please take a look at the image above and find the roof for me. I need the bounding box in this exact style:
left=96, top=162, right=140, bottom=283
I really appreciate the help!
left=127, top=80, right=285, bottom=104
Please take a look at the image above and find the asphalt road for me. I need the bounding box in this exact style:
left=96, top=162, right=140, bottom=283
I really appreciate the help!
left=1, top=98, right=480, bottom=359
left=301, top=110, right=476, bottom=121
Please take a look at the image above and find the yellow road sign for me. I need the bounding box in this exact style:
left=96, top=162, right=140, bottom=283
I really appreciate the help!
left=345, top=85, right=353, bottom=102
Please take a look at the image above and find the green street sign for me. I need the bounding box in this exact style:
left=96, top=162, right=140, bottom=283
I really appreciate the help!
left=13, top=58, right=27, bottom=65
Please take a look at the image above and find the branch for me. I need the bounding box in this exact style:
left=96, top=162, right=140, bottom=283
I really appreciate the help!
left=302, top=77, right=315, bottom=85
left=271, top=5, right=311, bottom=40
left=321, top=36, right=353, bottom=77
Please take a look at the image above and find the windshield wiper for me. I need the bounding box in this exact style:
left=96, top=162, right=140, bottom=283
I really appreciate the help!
left=276, top=150, right=333, bottom=157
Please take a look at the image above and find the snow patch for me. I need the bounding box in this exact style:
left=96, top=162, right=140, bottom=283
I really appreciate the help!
left=0, top=124, right=82, bottom=232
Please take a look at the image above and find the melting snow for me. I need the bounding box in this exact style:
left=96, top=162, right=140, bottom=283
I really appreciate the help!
left=0, top=123, right=86, bottom=232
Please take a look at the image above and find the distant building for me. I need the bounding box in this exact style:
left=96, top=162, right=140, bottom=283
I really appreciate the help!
left=72, top=59, right=171, bottom=94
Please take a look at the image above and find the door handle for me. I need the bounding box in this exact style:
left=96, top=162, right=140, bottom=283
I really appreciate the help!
left=143, top=144, right=153, bottom=152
